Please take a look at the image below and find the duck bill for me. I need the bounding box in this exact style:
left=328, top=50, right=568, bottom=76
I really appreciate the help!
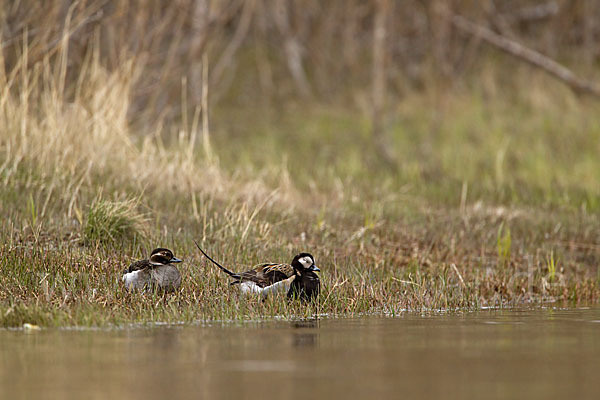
left=310, top=265, right=320, bottom=272
left=170, top=257, right=183, bottom=263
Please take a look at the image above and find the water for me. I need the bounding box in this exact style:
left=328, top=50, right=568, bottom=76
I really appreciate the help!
left=1, top=307, right=599, bottom=400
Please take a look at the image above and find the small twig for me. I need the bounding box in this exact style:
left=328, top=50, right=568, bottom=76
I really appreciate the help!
left=240, top=189, right=279, bottom=243
left=451, top=263, right=466, bottom=288
left=391, top=277, right=422, bottom=288
left=201, top=52, right=213, bottom=162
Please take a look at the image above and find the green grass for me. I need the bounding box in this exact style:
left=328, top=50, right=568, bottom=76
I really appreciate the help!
left=496, top=223, right=511, bottom=267
left=214, top=88, right=600, bottom=213
left=0, top=44, right=599, bottom=328
left=83, top=198, right=148, bottom=245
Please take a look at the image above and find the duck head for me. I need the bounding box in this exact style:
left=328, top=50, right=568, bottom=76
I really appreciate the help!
left=149, top=248, right=182, bottom=266
left=291, top=253, right=320, bottom=273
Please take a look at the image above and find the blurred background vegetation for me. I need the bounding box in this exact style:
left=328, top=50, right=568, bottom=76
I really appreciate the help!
left=2, top=0, right=600, bottom=210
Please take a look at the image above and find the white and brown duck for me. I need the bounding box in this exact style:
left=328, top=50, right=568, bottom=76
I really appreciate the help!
left=195, top=242, right=320, bottom=301
left=122, top=248, right=183, bottom=292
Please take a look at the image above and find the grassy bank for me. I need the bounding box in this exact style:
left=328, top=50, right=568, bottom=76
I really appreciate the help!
left=1, top=48, right=599, bottom=328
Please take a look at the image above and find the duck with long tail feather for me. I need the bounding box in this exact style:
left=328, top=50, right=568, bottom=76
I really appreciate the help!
left=194, top=241, right=320, bottom=301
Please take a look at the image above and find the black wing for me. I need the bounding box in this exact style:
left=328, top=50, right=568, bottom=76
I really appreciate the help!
left=124, top=259, right=150, bottom=274
left=237, top=263, right=293, bottom=288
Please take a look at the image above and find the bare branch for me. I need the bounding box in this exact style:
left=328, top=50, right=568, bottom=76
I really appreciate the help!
left=273, top=0, right=312, bottom=98
left=211, top=0, right=256, bottom=87
left=451, top=14, right=600, bottom=98
left=372, top=0, right=397, bottom=169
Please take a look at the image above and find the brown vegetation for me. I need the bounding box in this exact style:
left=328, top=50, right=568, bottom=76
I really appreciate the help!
left=3, top=1, right=600, bottom=126
left=0, top=1, right=599, bottom=327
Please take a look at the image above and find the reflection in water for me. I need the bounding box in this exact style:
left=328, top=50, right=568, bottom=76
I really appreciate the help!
left=292, top=319, right=319, bottom=348
left=1, top=308, right=600, bottom=400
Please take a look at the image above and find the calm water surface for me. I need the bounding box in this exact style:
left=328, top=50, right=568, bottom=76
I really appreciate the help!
left=1, top=307, right=599, bottom=400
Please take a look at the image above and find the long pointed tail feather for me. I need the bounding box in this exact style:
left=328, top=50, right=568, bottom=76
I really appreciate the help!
left=194, top=241, right=240, bottom=279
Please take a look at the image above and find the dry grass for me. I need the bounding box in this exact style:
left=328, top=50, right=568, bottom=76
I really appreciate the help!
left=0, top=6, right=599, bottom=328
